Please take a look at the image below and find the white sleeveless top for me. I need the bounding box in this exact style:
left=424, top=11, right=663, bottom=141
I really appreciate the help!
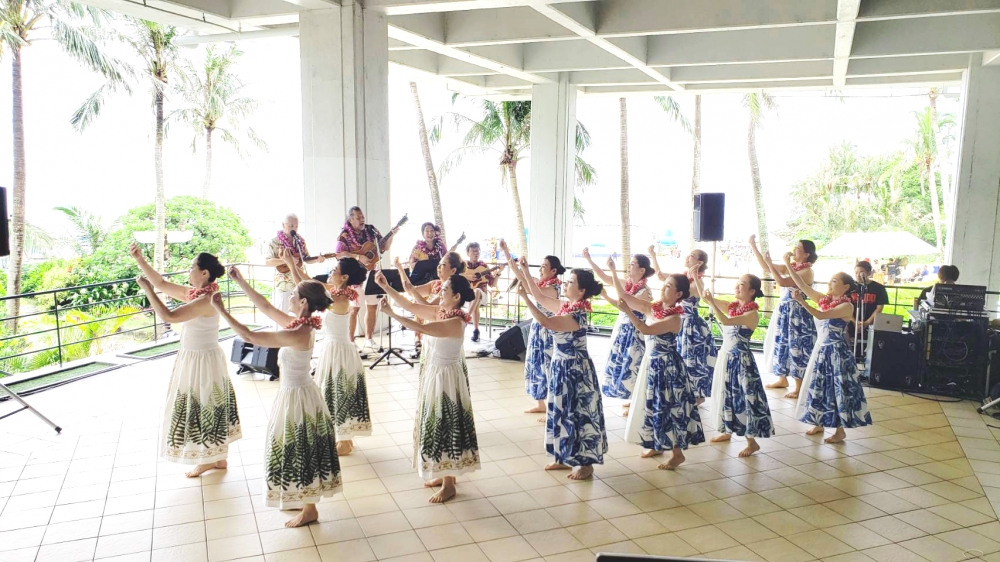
left=279, top=334, right=315, bottom=388
left=426, top=336, right=463, bottom=368
left=180, top=314, right=221, bottom=352
left=321, top=310, right=352, bottom=344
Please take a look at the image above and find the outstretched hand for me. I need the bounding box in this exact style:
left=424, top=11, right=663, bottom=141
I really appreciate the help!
left=792, top=290, right=805, bottom=304
left=279, top=248, right=296, bottom=265
left=647, top=245, right=655, bottom=256
left=374, top=272, right=388, bottom=288
left=209, top=292, right=225, bottom=311
left=703, top=289, right=713, bottom=300
left=136, top=276, right=152, bottom=292
left=782, top=252, right=793, bottom=264
left=228, top=267, right=244, bottom=284
left=748, top=234, right=757, bottom=247
left=606, top=257, right=616, bottom=271
left=582, top=247, right=591, bottom=260
left=129, top=243, right=143, bottom=261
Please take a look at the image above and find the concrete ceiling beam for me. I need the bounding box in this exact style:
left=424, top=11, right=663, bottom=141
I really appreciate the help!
left=853, top=13, right=1000, bottom=57
left=832, top=0, right=862, bottom=87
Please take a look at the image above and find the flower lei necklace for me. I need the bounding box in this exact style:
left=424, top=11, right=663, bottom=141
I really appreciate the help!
left=728, top=300, right=759, bottom=317
left=341, top=222, right=370, bottom=250
left=686, top=271, right=704, bottom=281
left=624, top=278, right=647, bottom=296
left=818, top=295, right=851, bottom=312
left=431, top=280, right=443, bottom=295
left=437, top=308, right=470, bottom=323
left=276, top=231, right=301, bottom=254
left=188, top=282, right=218, bottom=301
left=558, top=299, right=592, bottom=316
left=416, top=238, right=446, bottom=257
left=286, top=315, right=322, bottom=330
left=538, top=277, right=561, bottom=289
left=651, top=301, right=683, bottom=319
left=330, top=286, right=358, bottom=301
left=792, top=262, right=811, bottom=272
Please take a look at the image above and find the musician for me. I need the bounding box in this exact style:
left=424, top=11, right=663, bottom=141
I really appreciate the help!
left=464, top=242, right=505, bottom=342
left=334, top=207, right=393, bottom=348
left=265, top=214, right=325, bottom=314
left=914, top=265, right=960, bottom=309
left=409, top=223, right=447, bottom=269
left=849, top=260, right=889, bottom=356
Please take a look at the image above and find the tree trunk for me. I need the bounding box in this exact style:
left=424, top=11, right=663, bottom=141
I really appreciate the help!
left=507, top=163, right=528, bottom=259
left=747, top=119, right=769, bottom=256
left=202, top=127, right=213, bottom=200
left=6, top=47, right=26, bottom=332
left=928, top=89, right=952, bottom=255
left=410, top=82, right=446, bottom=243
left=689, top=95, right=702, bottom=250
left=619, top=98, right=631, bottom=261
left=154, top=86, right=166, bottom=271
left=926, top=159, right=945, bottom=262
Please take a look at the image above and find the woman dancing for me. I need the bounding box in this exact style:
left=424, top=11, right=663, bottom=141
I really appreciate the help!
left=214, top=270, right=340, bottom=527
left=499, top=241, right=565, bottom=416
left=408, top=222, right=447, bottom=270
left=375, top=271, right=480, bottom=503
left=582, top=247, right=654, bottom=413
left=512, top=258, right=608, bottom=480
left=751, top=235, right=818, bottom=399
left=697, top=273, right=774, bottom=457
left=783, top=257, right=872, bottom=443
left=607, top=260, right=704, bottom=470
left=129, top=244, right=240, bottom=478
left=281, top=251, right=370, bottom=457
left=398, top=252, right=467, bottom=358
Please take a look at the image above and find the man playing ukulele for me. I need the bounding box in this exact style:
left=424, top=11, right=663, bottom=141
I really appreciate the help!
left=265, top=214, right=325, bottom=316
left=463, top=241, right=505, bottom=342
left=334, top=207, right=393, bottom=349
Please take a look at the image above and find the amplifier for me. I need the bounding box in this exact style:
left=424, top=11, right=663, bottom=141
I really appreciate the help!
left=924, top=314, right=988, bottom=367
left=931, top=283, right=987, bottom=313
left=870, top=331, right=921, bottom=392
left=230, top=338, right=280, bottom=380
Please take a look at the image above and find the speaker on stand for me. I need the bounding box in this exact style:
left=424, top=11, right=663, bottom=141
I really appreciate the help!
left=693, top=192, right=724, bottom=299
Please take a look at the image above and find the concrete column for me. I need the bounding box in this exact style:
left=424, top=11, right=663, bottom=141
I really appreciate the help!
left=948, top=53, right=1000, bottom=289
left=299, top=3, right=389, bottom=249
left=528, top=75, right=577, bottom=264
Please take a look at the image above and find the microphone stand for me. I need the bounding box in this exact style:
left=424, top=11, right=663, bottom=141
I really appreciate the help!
left=854, top=273, right=869, bottom=369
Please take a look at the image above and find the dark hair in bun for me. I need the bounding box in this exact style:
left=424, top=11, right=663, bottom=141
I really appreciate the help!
left=443, top=252, right=466, bottom=274
left=834, top=272, right=856, bottom=297
left=448, top=275, right=476, bottom=306
left=634, top=254, right=655, bottom=279
left=691, top=249, right=709, bottom=273
left=573, top=269, right=604, bottom=299
left=800, top=240, right=818, bottom=263
left=196, top=253, right=226, bottom=283
left=297, top=280, right=334, bottom=313
left=746, top=274, right=765, bottom=300
left=667, top=274, right=691, bottom=301
left=337, top=257, right=367, bottom=286
left=544, top=256, right=567, bottom=275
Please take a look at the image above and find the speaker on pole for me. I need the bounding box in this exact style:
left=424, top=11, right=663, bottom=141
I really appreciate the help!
left=693, top=193, right=724, bottom=242
left=0, top=186, right=9, bottom=257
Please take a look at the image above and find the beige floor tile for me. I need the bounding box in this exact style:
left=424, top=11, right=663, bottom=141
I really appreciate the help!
left=758, top=487, right=817, bottom=509
left=264, top=546, right=321, bottom=562
left=606, top=513, right=667, bottom=539
left=521, top=529, right=584, bottom=556
left=724, top=492, right=783, bottom=517
left=564, top=521, right=627, bottom=548
left=444, top=498, right=500, bottom=521
left=151, top=542, right=207, bottom=562
left=545, top=503, right=603, bottom=526
left=889, top=487, right=951, bottom=508
left=632, top=532, right=699, bottom=557
left=715, top=517, right=778, bottom=544
left=35, top=538, right=98, bottom=562
left=825, top=523, right=892, bottom=550
left=102, top=510, right=155, bottom=536
left=258, top=527, right=314, bottom=554
left=41, top=518, right=102, bottom=545
left=316, top=539, right=374, bottom=562
left=824, top=497, right=888, bottom=522
left=927, top=502, right=996, bottom=526
left=414, top=523, right=474, bottom=551
left=745, top=536, right=814, bottom=562
left=863, top=543, right=929, bottom=562
left=585, top=496, right=642, bottom=518
left=856, top=491, right=920, bottom=515
left=489, top=491, right=543, bottom=515
left=207, top=533, right=263, bottom=562
left=687, top=499, right=745, bottom=524
left=894, top=509, right=961, bottom=534
left=702, top=544, right=766, bottom=562
left=937, top=528, right=1000, bottom=555
left=309, top=519, right=365, bottom=546
left=427, top=543, right=486, bottom=562
left=460, top=516, right=518, bottom=542
left=357, top=511, right=411, bottom=537
left=403, top=506, right=458, bottom=529
left=476, top=535, right=539, bottom=562
left=205, top=515, right=257, bottom=541
left=858, top=516, right=926, bottom=543
left=898, top=535, right=969, bottom=562
left=504, top=509, right=562, bottom=534
left=94, top=529, right=153, bottom=560
left=367, top=530, right=426, bottom=559
left=675, top=524, right=738, bottom=553
left=795, top=529, right=854, bottom=558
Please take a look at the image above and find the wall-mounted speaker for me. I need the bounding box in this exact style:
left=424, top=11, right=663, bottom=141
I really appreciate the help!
left=693, top=193, right=724, bottom=242
left=0, top=186, right=9, bottom=257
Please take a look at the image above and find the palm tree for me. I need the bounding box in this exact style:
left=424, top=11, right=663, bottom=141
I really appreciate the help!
left=173, top=44, right=265, bottom=199
left=653, top=95, right=695, bottom=246
left=410, top=81, right=447, bottom=243
left=574, top=122, right=597, bottom=224
left=0, top=0, right=125, bottom=328
left=54, top=206, right=117, bottom=256
left=73, top=17, right=182, bottom=271
left=744, top=91, right=777, bottom=256
left=910, top=107, right=953, bottom=261
left=619, top=98, right=631, bottom=260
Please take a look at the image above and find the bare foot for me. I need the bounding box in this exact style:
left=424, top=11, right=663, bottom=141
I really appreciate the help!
left=806, top=425, right=824, bottom=436
left=428, top=479, right=457, bottom=503
left=739, top=440, right=761, bottom=458
left=766, top=378, right=789, bottom=389
left=186, top=460, right=226, bottom=478
left=711, top=434, right=732, bottom=443
left=537, top=416, right=546, bottom=423
left=659, top=450, right=685, bottom=470
left=545, top=462, right=571, bottom=471
left=336, top=440, right=353, bottom=456
left=640, top=449, right=663, bottom=459
left=622, top=404, right=630, bottom=417
left=423, top=478, right=444, bottom=488
left=784, top=391, right=799, bottom=399
left=824, top=428, right=846, bottom=444
left=695, top=396, right=706, bottom=406
left=568, top=465, right=594, bottom=480
left=285, top=504, right=318, bottom=528
left=525, top=405, right=546, bottom=413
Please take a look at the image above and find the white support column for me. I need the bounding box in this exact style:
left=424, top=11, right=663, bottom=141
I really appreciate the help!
left=948, top=53, right=1000, bottom=289
left=528, top=74, right=577, bottom=264
left=299, top=2, right=389, bottom=248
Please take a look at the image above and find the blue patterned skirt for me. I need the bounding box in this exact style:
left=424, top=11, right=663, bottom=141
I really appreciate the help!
left=764, top=296, right=817, bottom=380
left=626, top=336, right=705, bottom=451
left=602, top=313, right=645, bottom=399
left=547, top=352, right=608, bottom=466
left=524, top=319, right=552, bottom=400
left=795, top=330, right=872, bottom=429
left=710, top=339, right=774, bottom=439
left=678, top=302, right=717, bottom=399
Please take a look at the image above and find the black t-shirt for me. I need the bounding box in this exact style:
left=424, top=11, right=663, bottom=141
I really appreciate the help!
left=917, top=285, right=934, bottom=306
left=850, top=280, right=889, bottom=322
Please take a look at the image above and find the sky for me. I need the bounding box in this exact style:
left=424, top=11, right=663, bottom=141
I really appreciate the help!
left=0, top=31, right=962, bottom=266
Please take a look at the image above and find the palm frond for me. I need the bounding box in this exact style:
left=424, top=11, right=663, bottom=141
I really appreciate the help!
left=437, top=145, right=495, bottom=181
left=653, top=95, right=692, bottom=134
left=50, top=16, right=133, bottom=85
left=71, top=81, right=117, bottom=131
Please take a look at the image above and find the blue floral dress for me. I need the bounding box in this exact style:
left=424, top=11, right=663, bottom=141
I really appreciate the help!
left=626, top=330, right=705, bottom=452
left=548, top=310, right=608, bottom=467
left=678, top=295, right=717, bottom=399
left=525, top=304, right=555, bottom=401
left=763, top=288, right=817, bottom=379
left=602, top=286, right=652, bottom=399
left=795, top=318, right=873, bottom=428
left=710, top=325, right=774, bottom=438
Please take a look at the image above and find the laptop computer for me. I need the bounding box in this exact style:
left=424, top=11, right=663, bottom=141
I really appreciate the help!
left=872, top=312, right=903, bottom=333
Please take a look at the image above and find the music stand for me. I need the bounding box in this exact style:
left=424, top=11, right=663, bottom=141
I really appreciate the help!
left=410, top=259, right=438, bottom=286
left=364, top=270, right=414, bottom=369
left=0, top=373, right=62, bottom=433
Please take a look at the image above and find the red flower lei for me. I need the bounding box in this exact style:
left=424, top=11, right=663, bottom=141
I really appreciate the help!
left=558, top=299, right=592, bottom=316
left=286, top=316, right=322, bottom=330
left=187, top=282, right=218, bottom=301
left=431, top=280, right=443, bottom=294
left=341, top=222, right=371, bottom=250
left=538, top=277, right=561, bottom=289
left=624, top=278, right=648, bottom=296
left=792, top=262, right=811, bottom=272
left=818, top=295, right=851, bottom=312
left=276, top=231, right=303, bottom=256
left=651, top=301, right=683, bottom=319
left=437, top=308, right=470, bottom=323
left=330, top=286, right=358, bottom=301
left=728, top=301, right=760, bottom=317
left=686, top=271, right=704, bottom=281
left=416, top=238, right=446, bottom=257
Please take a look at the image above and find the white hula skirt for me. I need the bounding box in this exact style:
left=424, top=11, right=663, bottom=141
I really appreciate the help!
left=315, top=340, right=372, bottom=439
left=413, top=360, right=480, bottom=480
left=160, top=347, right=241, bottom=464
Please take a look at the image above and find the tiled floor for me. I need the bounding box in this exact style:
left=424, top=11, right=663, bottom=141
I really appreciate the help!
left=1, top=335, right=1000, bottom=562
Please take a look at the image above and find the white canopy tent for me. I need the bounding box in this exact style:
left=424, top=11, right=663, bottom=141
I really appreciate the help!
left=820, top=231, right=937, bottom=258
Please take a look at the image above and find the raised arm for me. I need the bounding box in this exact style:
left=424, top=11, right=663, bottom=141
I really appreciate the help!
left=382, top=308, right=463, bottom=338
left=228, top=266, right=297, bottom=326
left=762, top=252, right=796, bottom=288
left=749, top=234, right=787, bottom=275
left=782, top=254, right=823, bottom=301
left=617, top=299, right=679, bottom=336
left=582, top=247, right=613, bottom=284
left=281, top=248, right=311, bottom=286
left=703, top=289, right=758, bottom=329
left=647, top=245, right=668, bottom=282
left=374, top=272, right=439, bottom=322
left=136, top=277, right=211, bottom=323
left=792, top=292, right=852, bottom=321
left=129, top=243, right=189, bottom=302
left=516, top=286, right=579, bottom=332
left=210, top=294, right=303, bottom=348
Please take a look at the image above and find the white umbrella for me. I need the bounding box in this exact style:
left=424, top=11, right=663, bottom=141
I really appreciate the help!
left=819, top=231, right=937, bottom=258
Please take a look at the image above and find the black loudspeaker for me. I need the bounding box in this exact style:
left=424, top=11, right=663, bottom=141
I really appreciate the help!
left=693, top=193, right=724, bottom=242
left=870, top=331, right=921, bottom=392
left=230, top=337, right=280, bottom=380
left=0, top=186, right=9, bottom=257
left=494, top=320, right=530, bottom=360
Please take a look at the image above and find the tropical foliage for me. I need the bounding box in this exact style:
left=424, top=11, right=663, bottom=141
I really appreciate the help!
left=54, top=206, right=118, bottom=256
left=167, top=381, right=239, bottom=448
left=419, top=391, right=478, bottom=464
left=266, top=413, right=340, bottom=491
left=744, top=91, right=777, bottom=256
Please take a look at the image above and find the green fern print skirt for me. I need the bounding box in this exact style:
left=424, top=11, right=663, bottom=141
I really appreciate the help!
left=315, top=338, right=372, bottom=439
left=161, top=346, right=242, bottom=464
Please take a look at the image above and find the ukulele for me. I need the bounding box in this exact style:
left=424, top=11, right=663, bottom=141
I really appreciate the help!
left=466, top=263, right=504, bottom=289
left=358, top=214, right=409, bottom=270
left=448, top=232, right=466, bottom=253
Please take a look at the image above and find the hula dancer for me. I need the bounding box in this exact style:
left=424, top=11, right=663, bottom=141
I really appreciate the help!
left=215, top=269, right=340, bottom=528
left=129, top=244, right=240, bottom=478
left=281, top=250, right=370, bottom=456
left=397, top=252, right=467, bottom=359
left=783, top=257, right=872, bottom=443
left=670, top=249, right=718, bottom=402
left=697, top=274, right=775, bottom=457
left=375, top=271, right=480, bottom=503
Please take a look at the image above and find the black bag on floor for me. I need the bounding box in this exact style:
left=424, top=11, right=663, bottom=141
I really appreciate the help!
left=494, top=320, right=530, bottom=360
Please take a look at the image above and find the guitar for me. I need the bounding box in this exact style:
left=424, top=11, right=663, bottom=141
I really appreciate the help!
left=358, top=214, right=409, bottom=270
left=466, top=263, right=504, bottom=289
left=275, top=232, right=313, bottom=274
left=448, top=232, right=467, bottom=254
